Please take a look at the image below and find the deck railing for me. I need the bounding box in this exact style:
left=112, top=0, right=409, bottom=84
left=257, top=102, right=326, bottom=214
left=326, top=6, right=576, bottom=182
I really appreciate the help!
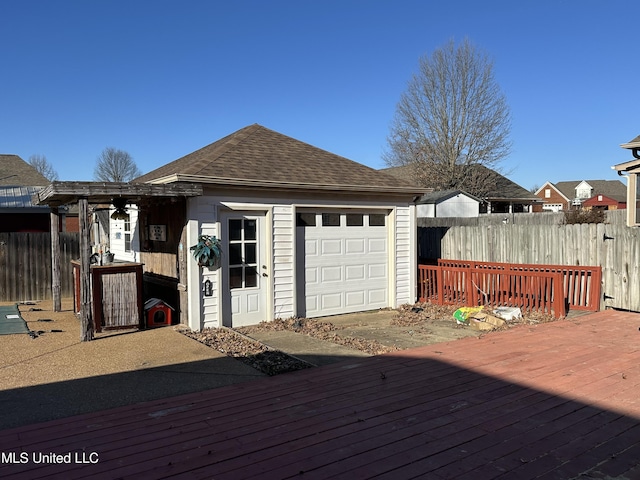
left=419, top=263, right=578, bottom=318
left=436, top=260, right=602, bottom=312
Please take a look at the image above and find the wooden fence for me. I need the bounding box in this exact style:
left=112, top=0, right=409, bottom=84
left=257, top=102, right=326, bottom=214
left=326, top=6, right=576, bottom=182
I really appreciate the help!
left=419, top=213, right=640, bottom=312
left=435, top=259, right=601, bottom=312
left=419, top=264, right=567, bottom=318
left=0, top=232, right=79, bottom=302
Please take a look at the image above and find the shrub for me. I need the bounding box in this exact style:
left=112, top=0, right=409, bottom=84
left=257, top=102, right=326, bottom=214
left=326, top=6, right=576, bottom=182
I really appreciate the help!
left=563, top=208, right=606, bottom=224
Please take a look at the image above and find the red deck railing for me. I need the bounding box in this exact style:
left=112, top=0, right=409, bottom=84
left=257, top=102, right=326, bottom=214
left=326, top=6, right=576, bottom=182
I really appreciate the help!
left=436, top=259, right=602, bottom=312
left=419, top=260, right=602, bottom=318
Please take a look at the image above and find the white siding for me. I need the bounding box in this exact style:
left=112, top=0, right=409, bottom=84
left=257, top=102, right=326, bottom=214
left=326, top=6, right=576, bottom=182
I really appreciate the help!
left=437, top=195, right=479, bottom=217
left=272, top=205, right=295, bottom=319
left=394, top=205, right=415, bottom=306
left=124, top=191, right=416, bottom=330
left=186, top=196, right=220, bottom=331
left=109, top=205, right=139, bottom=262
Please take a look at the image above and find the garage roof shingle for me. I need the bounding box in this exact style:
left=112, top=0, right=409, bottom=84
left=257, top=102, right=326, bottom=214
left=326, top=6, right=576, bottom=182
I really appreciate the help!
left=135, top=124, right=420, bottom=193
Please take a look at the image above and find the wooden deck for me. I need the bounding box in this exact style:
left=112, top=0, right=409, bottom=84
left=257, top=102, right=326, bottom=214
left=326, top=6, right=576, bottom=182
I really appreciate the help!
left=2, top=309, right=640, bottom=479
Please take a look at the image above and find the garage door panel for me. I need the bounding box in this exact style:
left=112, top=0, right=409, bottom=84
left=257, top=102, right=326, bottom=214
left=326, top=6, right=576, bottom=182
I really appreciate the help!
left=345, top=265, right=365, bottom=281
left=368, top=264, right=387, bottom=279
left=321, top=293, right=342, bottom=309
left=321, top=266, right=342, bottom=282
left=320, top=239, right=342, bottom=255
left=305, top=267, right=318, bottom=284
left=368, top=238, right=387, bottom=253
left=345, top=238, right=365, bottom=254
left=346, top=291, right=365, bottom=307
left=305, top=239, right=318, bottom=256
left=368, top=289, right=388, bottom=304
left=299, top=211, right=389, bottom=318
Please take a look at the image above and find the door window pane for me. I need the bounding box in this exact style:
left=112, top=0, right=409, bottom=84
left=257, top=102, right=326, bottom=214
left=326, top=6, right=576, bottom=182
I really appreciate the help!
left=229, top=267, right=243, bottom=289
left=244, top=219, right=256, bottom=240
left=229, top=219, right=242, bottom=241
left=245, top=266, right=258, bottom=288
left=229, top=243, right=242, bottom=265
left=245, top=243, right=256, bottom=264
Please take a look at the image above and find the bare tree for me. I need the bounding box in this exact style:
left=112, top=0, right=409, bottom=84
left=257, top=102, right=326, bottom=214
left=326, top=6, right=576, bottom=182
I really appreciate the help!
left=94, top=147, right=142, bottom=182
left=28, top=154, right=59, bottom=181
left=384, top=38, right=511, bottom=198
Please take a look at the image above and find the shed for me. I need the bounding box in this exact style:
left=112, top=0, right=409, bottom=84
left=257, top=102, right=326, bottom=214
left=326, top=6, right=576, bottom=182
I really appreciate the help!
left=130, top=124, right=423, bottom=330
left=415, top=189, right=481, bottom=218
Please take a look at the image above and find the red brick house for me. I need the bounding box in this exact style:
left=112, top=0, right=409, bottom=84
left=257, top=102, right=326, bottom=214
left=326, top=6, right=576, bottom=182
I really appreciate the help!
left=534, top=179, right=628, bottom=212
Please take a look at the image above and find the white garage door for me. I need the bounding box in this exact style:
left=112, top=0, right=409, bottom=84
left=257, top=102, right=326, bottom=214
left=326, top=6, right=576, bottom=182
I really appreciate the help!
left=296, top=211, right=389, bottom=318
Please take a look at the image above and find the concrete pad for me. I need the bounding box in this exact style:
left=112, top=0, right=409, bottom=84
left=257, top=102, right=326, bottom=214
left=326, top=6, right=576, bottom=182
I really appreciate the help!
left=243, top=330, right=370, bottom=367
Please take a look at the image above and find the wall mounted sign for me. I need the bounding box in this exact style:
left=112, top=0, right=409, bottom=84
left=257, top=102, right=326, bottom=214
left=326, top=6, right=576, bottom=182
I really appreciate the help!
left=148, top=224, right=167, bottom=241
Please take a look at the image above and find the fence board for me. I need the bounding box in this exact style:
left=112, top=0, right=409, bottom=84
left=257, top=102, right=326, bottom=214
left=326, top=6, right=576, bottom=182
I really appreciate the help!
left=420, top=218, right=640, bottom=312
left=418, top=264, right=566, bottom=318
left=0, top=232, right=79, bottom=302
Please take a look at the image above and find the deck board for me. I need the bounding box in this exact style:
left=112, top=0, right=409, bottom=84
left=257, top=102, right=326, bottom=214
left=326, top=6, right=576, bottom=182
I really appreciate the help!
left=1, top=310, right=640, bottom=479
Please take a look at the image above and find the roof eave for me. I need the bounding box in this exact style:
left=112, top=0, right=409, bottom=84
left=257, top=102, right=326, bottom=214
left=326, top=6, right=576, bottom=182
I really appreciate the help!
left=145, top=174, right=425, bottom=196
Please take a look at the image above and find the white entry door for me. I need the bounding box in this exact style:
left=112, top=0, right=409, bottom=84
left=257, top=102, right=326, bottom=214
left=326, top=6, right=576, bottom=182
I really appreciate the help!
left=221, top=213, right=268, bottom=327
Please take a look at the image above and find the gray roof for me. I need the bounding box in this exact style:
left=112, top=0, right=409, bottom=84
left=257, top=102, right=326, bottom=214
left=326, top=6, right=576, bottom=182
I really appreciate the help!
left=553, top=180, right=627, bottom=199
left=0, top=186, right=47, bottom=209
left=381, top=164, right=537, bottom=202
left=416, top=189, right=481, bottom=205
left=0, top=155, right=49, bottom=186
left=136, top=124, right=422, bottom=194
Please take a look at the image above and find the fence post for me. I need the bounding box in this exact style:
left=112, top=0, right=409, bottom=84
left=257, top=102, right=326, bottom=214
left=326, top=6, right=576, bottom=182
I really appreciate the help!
left=50, top=208, right=62, bottom=312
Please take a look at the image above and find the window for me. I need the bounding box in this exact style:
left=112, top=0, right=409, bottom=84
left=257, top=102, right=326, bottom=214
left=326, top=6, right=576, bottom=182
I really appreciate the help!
left=124, top=215, right=131, bottom=252
left=545, top=189, right=551, bottom=198
left=321, top=213, right=340, bottom=226
left=296, top=212, right=316, bottom=227
left=369, top=214, right=385, bottom=226
left=228, top=218, right=259, bottom=289
left=346, top=214, right=364, bottom=226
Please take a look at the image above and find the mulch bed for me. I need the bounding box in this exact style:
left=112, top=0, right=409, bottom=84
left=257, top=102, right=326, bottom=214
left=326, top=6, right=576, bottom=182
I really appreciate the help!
left=178, top=302, right=557, bottom=376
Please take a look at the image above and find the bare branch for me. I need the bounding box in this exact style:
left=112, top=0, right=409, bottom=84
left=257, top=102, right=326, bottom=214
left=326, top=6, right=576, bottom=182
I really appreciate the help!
left=384, top=38, right=511, bottom=198
left=94, top=147, right=142, bottom=182
left=28, top=154, right=59, bottom=181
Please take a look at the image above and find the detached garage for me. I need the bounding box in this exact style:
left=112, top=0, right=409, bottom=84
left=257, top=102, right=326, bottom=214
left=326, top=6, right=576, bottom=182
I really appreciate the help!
left=131, top=124, right=423, bottom=330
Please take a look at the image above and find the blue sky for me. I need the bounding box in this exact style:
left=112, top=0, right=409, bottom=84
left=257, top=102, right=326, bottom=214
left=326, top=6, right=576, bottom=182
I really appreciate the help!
left=1, top=0, right=638, bottom=190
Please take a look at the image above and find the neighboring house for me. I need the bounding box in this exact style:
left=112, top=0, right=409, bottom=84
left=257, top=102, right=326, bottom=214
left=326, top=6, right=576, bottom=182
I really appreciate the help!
left=124, top=124, right=423, bottom=330
left=0, top=154, right=78, bottom=232
left=534, top=179, right=628, bottom=212
left=381, top=164, right=539, bottom=214
left=415, top=189, right=481, bottom=218
left=0, top=154, right=50, bottom=232
left=581, top=193, right=627, bottom=210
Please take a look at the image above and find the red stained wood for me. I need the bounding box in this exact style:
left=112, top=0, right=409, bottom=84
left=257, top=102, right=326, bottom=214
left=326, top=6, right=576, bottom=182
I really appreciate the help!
left=1, top=310, right=639, bottom=479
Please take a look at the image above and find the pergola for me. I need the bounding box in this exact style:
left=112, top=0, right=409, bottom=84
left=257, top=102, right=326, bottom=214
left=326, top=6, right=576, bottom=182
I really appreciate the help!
left=34, top=181, right=202, bottom=341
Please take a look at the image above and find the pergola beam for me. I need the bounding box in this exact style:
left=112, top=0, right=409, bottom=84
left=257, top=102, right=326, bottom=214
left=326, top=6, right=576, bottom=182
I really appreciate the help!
left=34, top=181, right=203, bottom=341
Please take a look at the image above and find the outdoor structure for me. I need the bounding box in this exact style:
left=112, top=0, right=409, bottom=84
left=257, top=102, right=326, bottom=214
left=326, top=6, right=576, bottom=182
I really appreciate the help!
left=0, top=154, right=51, bottom=232
left=415, top=189, right=480, bottom=218
left=534, top=179, right=628, bottom=212
left=35, top=181, right=203, bottom=340
left=613, top=134, right=640, bottom=226
left=128, top=124, right=422, bottom=330
left=381, top=164, right=539, bottom=214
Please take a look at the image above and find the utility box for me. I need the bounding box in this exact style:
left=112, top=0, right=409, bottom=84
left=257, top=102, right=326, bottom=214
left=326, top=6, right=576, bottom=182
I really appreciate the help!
left=144, top=298, right=173, bottom=328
